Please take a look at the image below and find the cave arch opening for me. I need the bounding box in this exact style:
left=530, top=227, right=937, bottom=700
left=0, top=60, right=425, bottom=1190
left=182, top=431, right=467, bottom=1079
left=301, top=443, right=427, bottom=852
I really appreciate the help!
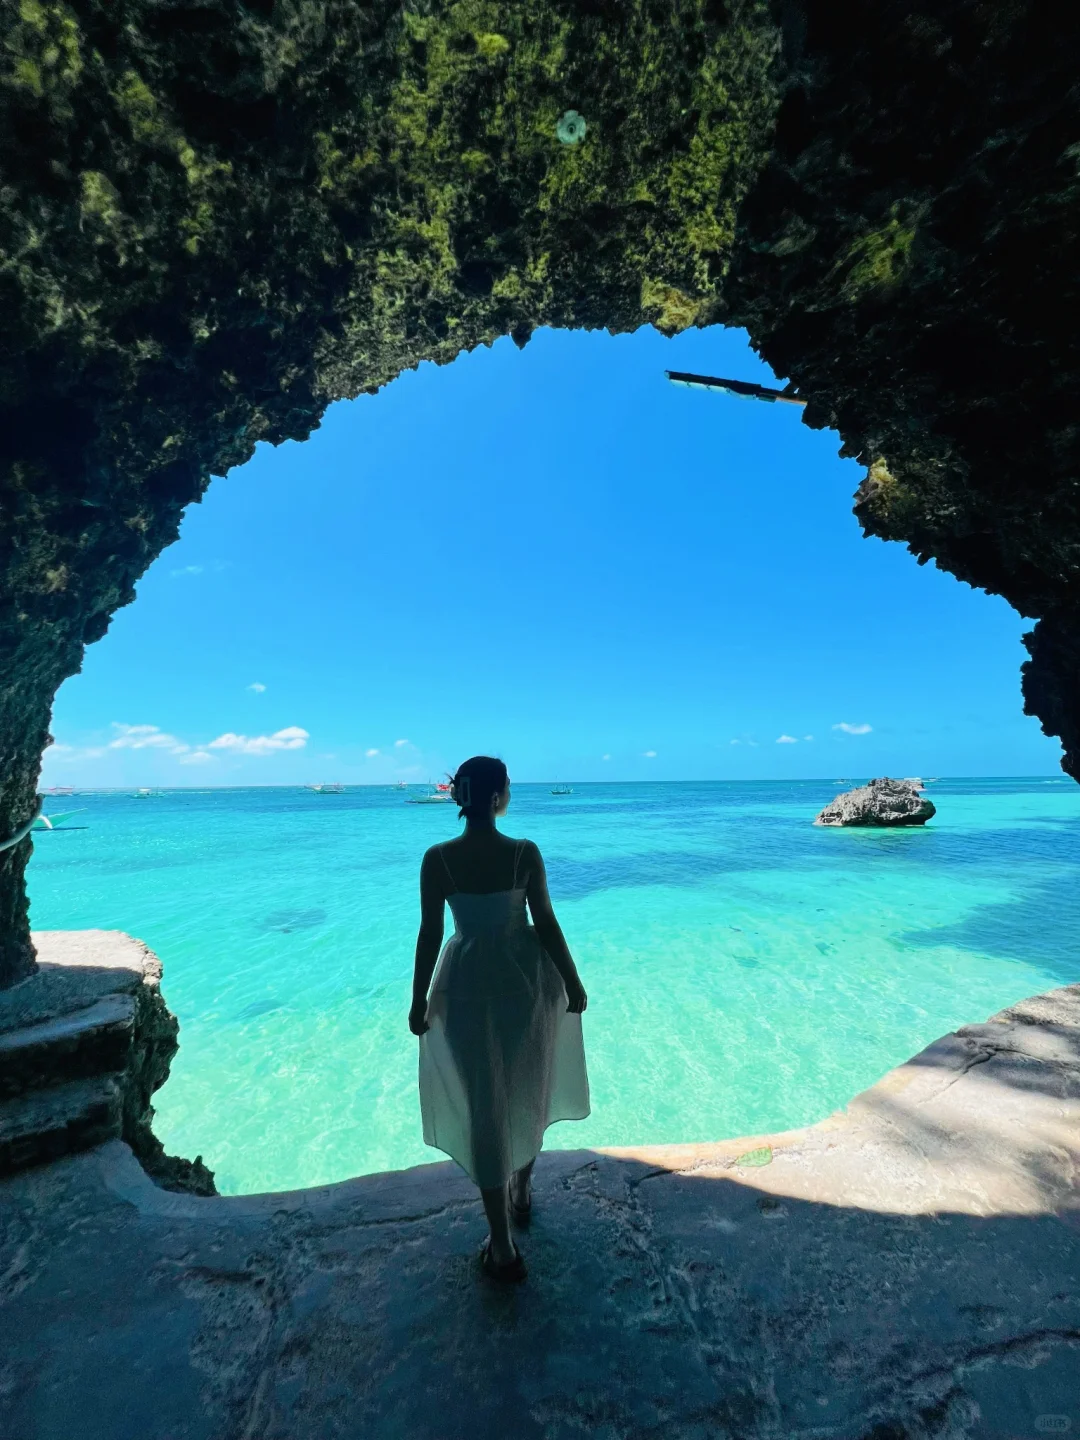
left=24, top=320, right=1077, bottom=1195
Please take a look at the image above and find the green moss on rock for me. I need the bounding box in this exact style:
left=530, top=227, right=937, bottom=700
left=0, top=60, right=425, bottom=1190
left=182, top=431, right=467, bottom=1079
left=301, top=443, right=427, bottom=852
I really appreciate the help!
left=836, top=206, right=920, bottom=301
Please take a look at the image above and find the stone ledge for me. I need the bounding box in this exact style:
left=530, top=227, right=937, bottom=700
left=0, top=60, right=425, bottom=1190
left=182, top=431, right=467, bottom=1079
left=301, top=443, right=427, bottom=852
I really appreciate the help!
left=0, top=993, right=135, bottom=1099
left=0, top=931, right=213, bottom=1193
left=0, top=1074, right=121, bottom=1174
left=600, top=980, right=1080, bottom=1219
left=0, top=930, right=162, bottom=1033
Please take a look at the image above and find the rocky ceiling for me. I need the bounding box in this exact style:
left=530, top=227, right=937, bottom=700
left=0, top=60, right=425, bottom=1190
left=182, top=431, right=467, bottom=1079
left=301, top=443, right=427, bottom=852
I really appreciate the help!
left=1, top=0, right=1077, bottom=986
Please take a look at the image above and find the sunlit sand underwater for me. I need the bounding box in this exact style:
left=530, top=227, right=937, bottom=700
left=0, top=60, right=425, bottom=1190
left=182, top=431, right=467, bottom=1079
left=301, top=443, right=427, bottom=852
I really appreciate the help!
left=27, top=778, right=1080, bottom=1195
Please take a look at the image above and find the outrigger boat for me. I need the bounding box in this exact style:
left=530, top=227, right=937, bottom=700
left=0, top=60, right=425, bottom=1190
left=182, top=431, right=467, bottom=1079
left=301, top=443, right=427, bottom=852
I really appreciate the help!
left=308, top=782, right=345, bottom=794
left=407, top=783, right=453, bottom=805
left=550, top=784, right=574, bottom=795
left=33, top=809, right=86, bottom=830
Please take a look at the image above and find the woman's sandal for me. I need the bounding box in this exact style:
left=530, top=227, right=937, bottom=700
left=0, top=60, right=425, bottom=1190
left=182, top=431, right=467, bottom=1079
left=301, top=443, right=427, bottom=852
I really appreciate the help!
left=480, top=1238, right=527, bottom=1284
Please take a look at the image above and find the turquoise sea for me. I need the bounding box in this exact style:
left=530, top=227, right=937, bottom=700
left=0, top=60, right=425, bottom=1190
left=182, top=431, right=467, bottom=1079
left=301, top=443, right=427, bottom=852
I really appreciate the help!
left=26, top=777, right=1080, bottom=1196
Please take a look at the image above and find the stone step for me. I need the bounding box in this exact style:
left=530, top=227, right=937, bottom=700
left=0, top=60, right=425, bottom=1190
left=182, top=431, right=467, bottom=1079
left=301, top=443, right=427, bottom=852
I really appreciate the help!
left=0, top=1073, right=123, bottom=1176
left=0, top=993, right=135, bottom=1099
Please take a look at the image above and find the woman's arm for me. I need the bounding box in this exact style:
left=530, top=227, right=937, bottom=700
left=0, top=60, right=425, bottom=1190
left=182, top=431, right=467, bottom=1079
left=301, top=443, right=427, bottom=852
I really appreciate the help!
left=524, top=842, right=587, bottom=1013
left=409, top=850, right=445, bottom=1035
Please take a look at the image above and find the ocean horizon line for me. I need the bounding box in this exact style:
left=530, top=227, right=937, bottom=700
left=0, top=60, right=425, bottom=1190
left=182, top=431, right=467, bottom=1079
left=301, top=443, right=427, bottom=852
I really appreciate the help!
left=38, top=774, right=1069, bottom=793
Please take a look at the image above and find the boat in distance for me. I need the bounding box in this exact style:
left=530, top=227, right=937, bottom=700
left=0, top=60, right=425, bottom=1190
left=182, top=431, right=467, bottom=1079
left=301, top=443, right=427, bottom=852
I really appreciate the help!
left=408, top=782, right=454, bottom=805
left=32, top=809, right=86, bottom=830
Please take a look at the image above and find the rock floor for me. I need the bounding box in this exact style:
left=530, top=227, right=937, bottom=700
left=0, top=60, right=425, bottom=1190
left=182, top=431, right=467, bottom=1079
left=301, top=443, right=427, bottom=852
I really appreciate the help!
left=2, top=985, right=1078, bottom=1439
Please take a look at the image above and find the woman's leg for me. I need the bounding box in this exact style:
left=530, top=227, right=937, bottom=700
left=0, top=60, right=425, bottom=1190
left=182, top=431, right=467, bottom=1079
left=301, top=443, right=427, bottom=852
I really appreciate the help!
left=510, top=1158, right=534, bottom=1210
left=480, top=1184, right=516, bottom=1265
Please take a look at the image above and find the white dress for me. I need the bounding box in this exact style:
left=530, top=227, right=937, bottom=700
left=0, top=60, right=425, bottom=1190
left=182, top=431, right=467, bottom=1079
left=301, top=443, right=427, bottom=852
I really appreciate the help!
left=419, top=841, right=591, bottom=1189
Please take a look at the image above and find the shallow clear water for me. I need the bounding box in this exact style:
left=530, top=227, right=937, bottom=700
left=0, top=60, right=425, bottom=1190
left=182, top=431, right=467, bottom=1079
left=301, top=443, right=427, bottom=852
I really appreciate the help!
left=27, top=777, right=1080, bottom=1195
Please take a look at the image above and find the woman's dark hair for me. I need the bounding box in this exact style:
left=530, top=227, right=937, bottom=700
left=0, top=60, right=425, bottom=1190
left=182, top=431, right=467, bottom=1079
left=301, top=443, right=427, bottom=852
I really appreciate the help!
left=450, top=756, right=509, bottom=821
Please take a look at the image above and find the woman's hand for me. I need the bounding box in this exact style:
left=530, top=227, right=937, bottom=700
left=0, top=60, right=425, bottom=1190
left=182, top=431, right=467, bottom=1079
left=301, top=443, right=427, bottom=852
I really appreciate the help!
left=565, top=978, right=588, bottom=1014
left=409, top=998, right=430, bottom=1036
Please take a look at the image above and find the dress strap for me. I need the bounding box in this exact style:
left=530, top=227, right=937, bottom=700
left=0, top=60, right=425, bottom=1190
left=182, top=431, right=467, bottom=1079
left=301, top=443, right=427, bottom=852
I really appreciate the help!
left=437, top=844, right=457, bottom=891
left=511, top=839, right=526, bottom=889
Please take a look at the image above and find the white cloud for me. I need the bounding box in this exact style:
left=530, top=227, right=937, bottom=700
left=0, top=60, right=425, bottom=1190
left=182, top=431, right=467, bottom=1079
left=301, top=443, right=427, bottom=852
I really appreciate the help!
left=171, top=564, right=204, bottom=578
left=208, top=726, right=309, bottom=755
left=108, top=723, right=189, bottom=755
left=730, top=739, right=741, bottom=746
left=777, top=735, right=798, bottom=744
left=394, top=738, right=410, bottom=748
left=602, top=753, right=612, bottom=761
left=833, top=722, right=873, bottom=735
left=43, top=740, right=107, bottom=763
left=643, top=750, right=657, bottom=758
left=804, top=735, right=815, bottom=742
left=247, top=682, right=266, bottom=694
left=179, top=750, right=213, bottom=765
left=48, top=725, right=192, bottom=763
left=365, top=748, right=380, bottom=757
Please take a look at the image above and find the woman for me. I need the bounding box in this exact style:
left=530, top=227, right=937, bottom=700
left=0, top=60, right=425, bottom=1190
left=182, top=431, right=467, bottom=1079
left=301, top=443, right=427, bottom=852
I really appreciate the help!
left=409, top=755, right=590, bottom=1283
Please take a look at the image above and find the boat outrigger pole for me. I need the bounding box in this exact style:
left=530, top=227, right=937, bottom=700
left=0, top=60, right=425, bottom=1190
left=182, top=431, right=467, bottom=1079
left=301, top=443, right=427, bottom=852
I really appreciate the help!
left=665, top=371, right=806, bottom=406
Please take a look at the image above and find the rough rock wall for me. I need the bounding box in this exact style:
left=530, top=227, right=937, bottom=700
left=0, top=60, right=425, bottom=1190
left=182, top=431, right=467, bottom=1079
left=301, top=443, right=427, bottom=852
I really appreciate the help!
left=1, top=0, right=1077, bottom=987
left=121, top=944, right=216, bottom=1194
left=723, top=1, right=1080, bottom=777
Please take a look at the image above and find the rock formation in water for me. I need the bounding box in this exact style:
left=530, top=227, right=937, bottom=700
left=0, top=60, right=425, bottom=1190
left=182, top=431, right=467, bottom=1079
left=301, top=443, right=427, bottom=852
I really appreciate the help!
left=1, top=0, right=1077, bottom=985
left=815, top=777, right=936, bottom=828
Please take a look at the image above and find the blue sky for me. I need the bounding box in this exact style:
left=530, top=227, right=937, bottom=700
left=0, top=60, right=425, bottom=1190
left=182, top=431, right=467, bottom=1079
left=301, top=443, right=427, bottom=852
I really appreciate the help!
left=42, top=324, right=1062, bottom=787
